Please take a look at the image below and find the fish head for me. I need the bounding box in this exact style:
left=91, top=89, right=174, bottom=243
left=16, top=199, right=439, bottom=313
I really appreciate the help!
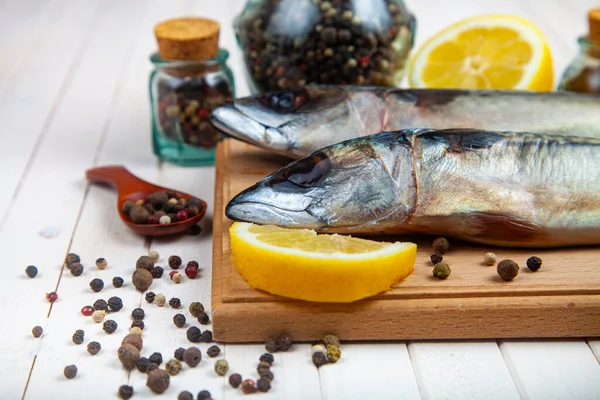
left=226, top=132, right=417, bottom=231
left=210, top=86, right=365, bottom=158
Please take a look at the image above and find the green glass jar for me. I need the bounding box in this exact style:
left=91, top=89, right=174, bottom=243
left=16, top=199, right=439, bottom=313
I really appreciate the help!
left=149, top=50, right=235, bottom=166
left=557, top=37, right=600, bottom=94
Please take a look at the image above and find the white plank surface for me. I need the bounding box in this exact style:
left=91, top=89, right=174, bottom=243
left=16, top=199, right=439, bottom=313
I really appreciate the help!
left=589, top=340, right=600, bottom=362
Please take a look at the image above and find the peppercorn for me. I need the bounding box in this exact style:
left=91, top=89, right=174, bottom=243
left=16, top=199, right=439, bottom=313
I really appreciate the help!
left=148, top=250, right=160, bottom=263
left=184, top=263, right=198, bottom=279
left=484, top=252, right=497, bottom=266
left=148, top=352, right=163, bottom=366
left=69, top=262, right=83, bottom=276
left=170, top=271, right=183, bottom=283
left=155, top=294, right=166, bottom=307
left=265, top=339, right=278, bottom=353
left=433, top=262, right=451, bottom=279
left=146, top=369, right=170, bottom=394
left=122, top=333, right=143, bottom=351
left=137, top=357, right=151, bottom=373
left=151, top=266, right=164, bottom=279
left=96, top=258, right=108, bottom=270
left=526, top=256, right=543, bottom=272
left=207, top=345, right=221, bottom=358
left=188, top=302, right=205, bottom=317
left=145, top=292, right=156, bottom=303
left=183, top=326, right=200, bottom=343
left=130, top=326, right=143, bottom=336
left=108, top=296, right=123, bottom=312
left=65, top=253, right=80, bottom=265
left=229, top=373, right=242, bottom=388
left=25, top=265, right=38, bottom=278
left=257, top=361, right=271, bottom=375
left=323, top=334, right=340, bottom=347
left=326, top=345, right=341, bottom=362
left=121, top=201, right=134, bottom=214
left=103, top=320, right=118, bottom=334
left=178, top=391, right=194, bottom=400
left=173, top=347, right=185, bottom=362
left=32, top=326, right=43, bottom=338
left=128, top=309, right=143, bottom=321
left=93, top=299, right=108, bottom=311
left=187, top=224, right=202, bottom=236
left=112, top=276, right=124, bottom=288
left=214, top=359, right=229, bottom=376
left=197, top=390, right=212, bottom=400
left=118, top=385, right=133, bottom=399
left=179, top=346, right=201, bottom=368
left=197, top=312, right=210, bottom=325
left=131, top=320, right=145, bottom=330
left=147, top=363, right=159, bottom=373
left=200, top=330, right=213, bottom=343
left=81, top=305, right=94, bottom=316
left=432, top=237, right=450, bottom=254
left=258, top=353, right=274, bottom=366
left=430, top=253, right=443, bottom=265
left=89, top=278, right=104, bottom=292
left=132, top=268, right=153, bottom=292
left=72, top=329, right=84, bottom=345
left=241, top=379, right=257, bottom=394
left=312, top=352, right=328, bottom=367
left=165, top=359, right=182, bottom=376
left=87, top=341, right=101, bottom=355
left=118, top=344, right=141, bottom=370
left=257, top=377, right=271, bottom=392
left=276, top=334, right=292, bottom=351
left=172, top=313, right=186, bottom=328
left=168, top=255, right=182, bottom=269
left=169, top=297, right=181, bottom=309
left=187, top=260, right=199, bottom=269
left=136, top=256, right=154, bottom=271
left=498, top=259, right=519, bottom=281
left=64, top=365, right=77, bottom=379
left=92, top=310, right=106, bottom=323
left=130, top=205, right=150, bottom=224
left=46, top=291, right=58, bottom=303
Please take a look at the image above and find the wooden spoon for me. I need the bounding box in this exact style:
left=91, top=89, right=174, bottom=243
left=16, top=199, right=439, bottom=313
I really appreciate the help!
left=86, top=165, right=207, bottom=237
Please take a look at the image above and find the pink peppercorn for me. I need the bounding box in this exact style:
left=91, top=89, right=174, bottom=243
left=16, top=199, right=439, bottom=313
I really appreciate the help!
left=176, top=210, right=189, bottom=221
left=185, top=264, right=198, bottom=279
left=46, top=292, right=58, bottom=303
left=169, top=271, right=178, bottom=279
left=81, top=305, right=94, bottom=316
left=148, top=215, right=159, bottom=224
left=197, top=109, right=210, bottom=120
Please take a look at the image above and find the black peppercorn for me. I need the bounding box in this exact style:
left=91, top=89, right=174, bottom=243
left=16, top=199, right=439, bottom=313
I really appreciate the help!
left=118, top=385, right=134, bottom=400
left=103, top=320, right=118, bottom=334
left=93, top=299, right=108, bottom=312
left=89, top=278, right=104, bottom=292
left=131, top=308, right=145, bottom=320
left=174, top=347, right=185, bottom=361
left=65, top=253, right=80, bottom=265
left=173, top=313, right=186, bottom=328
left=131, top=320, right=145, bottom=330
left=147, top=363, right=159, bottom=373
left=257, top=377, right=271, bottom=392
left=206, top=345, right=221, bottom=358
left=197, top=312, right=210, bottom=325
left=276, top=334, right=292, bottom=351
left=147, top=369, right=170, bottom=394
left=229, top=373, right=242, bottom=388
left=312, top=352, right=328, bottom=367
left=186, top=326, right=201, bottom=343
left=257, top=361, right=271, bottom=375
left=151, top=266, right=164, bottom=279
left=25, top=265, right=38, bottom=278
left=145, top=292, right=156, bottom=303
left=137, top=357, right=151, bottom=373
left=188, top=301, right=205, bottom=317
left=132, top=268, right=153, bottom=292
left=108, top=296, right=123, bottom=312
left=112, top=276, right=124, bottom=288
left=32, top=326, right=43, bottom=338
left=197, top=390, right=212, bottom=400
left=72, top=329, right=84, bottom=345
left=265, top=339, right=279, bottom=353
left=168, top=297, right=181, bottom=309
left=430, top=253, right=443, bottom=265
left=70, top=262, right=84, bottom=276
left=183, top=346, right=202, bottom=367
left=526, top=256, right=543, bottom=272
left=64, top=365, right=77, bottom=379
left=178, top=391, right=194, bottom=400
left=168, top=255, right=182, bottom=269
left=87, top=341, right=101, bottom=355
left=498, top=259, right=519, bottom=281
left=200, top=330, right=213, bottom=343
left=259, top=353, right=274, bottom=365
left=432, top=237, right=450, bottom=254
left=260, top=370, right=274, bottom=381
left=149, top=352, right=163, bottom=366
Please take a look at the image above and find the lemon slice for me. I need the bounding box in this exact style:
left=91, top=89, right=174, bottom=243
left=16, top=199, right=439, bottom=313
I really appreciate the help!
left=229, top=222, right=417, bottom=303
left=408, top=14, right=553, bottom=91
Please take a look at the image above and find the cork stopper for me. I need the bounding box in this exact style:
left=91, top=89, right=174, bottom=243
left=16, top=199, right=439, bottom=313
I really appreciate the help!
left=589, top=9, right=600, bottom=45
left=154, top=17, right=220, bottom=60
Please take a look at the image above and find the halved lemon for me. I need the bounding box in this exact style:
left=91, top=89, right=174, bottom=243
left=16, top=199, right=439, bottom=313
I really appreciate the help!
left=229, top=222, right=417, bottom=303
left=408, top=14, right=553, bottom=91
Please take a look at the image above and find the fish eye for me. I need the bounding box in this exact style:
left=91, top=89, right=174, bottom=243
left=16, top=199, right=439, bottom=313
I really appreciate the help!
left=259, top=89, right=308, bottom=113
left=283, top=151, right=331, bottom=188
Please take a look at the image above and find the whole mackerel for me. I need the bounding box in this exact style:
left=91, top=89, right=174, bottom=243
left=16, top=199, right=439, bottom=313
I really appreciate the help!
left=226, top=129, right=600, bottom=247
left=210, top=86, right=600, bottom=158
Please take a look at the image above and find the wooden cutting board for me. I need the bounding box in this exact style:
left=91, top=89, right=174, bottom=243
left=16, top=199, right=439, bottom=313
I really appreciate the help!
left=211, top=139, right=600, bottom=342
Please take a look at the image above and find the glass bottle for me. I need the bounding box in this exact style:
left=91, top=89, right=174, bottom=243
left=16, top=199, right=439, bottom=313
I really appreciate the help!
left=558, top=9, right=600, bottom=94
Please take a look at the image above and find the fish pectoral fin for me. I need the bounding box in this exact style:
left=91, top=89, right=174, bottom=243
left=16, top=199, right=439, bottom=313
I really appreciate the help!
left=463, top=212, right=544, bottom=243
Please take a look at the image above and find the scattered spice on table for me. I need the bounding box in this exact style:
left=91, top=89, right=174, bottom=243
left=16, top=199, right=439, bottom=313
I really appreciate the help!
left=197, top=312, right=210, bottom=325
left=189, top=301, right=204, bottom=317
left=155, top=293, right=166, bottom=307
left=200, top=330, right=213, bottom=343
left=260, top=370, right=274, bottom=382
left=46, top=291, right=58, bottom=303
left=89, top=278, right=104, bottom=292
left=229, top=373, right=242, bottom=388
left=197, top=390, right=212, bottom=400
left=484, top=252, right=497, bottom=266
left=170, top=271, right=183, bottom=283
left=184, top=263, right=198, bottom=279
left=131, top=308, right=145, bottom=320
left=173, top=313, right=186, bottom=328
left=93, top=299, right=108, bottom=312
left=183, top=346, right=202, bottom=367
left=72, top=329, right=84, bottom=345
left=137, top=357, right=151, bottom=373
left=169, top=255, right=182, bottom=269
left=275, top=334, right=292, bottom=351
left=81, top=305, right=94, bottom=316
left=265, top=339, right=278, bottom=353
left=151, top=266, right=164, bottom=278
left=145, top=292, right=156, bottom=304
left=87, top=341, right=101, bottom=355
left=166, top=359, right=182, bottom=375
left=178, top=391, right=194, bottom=400
left=312, top=351, right=328, bottom=367
left=122, top=334, right=143, bottom=351
left=96, top=258, right=108, bottom=270
left=323, top=334, right=340, bottom=347
left=257, top=377, right=271, bottom=392
left=130, top=326, right=143, bottom=336
left=169, top=297, right=181, bottom=308
left=430, top=253, right=443, bottom=265
left=118, top=344, right=141, bottom=370
left=326, top=344, right=341, bottom=363
left=69, top=262, right=84, bottom=276
left=64, top=365, right=77, bottom=379
left=136, top=256, right=155, bottom=271
left=103, top=320, right=118, bottom=334
left=174, top=348, right=185, bottom=362
left=207, top=345, right=221, bottom=358
left=113, top=276, right=124, bottom=288
left=65, top=253, right=80, bottom=265
left=186, top=326, right=201, bottom=343
left=149, top=352, right=163, bottom=366
left=118, top=385, right=134, bottom=400
left=147, top=369, right=170, bottom=394
left=526, top=256, right=543, bottom=272
left=92, top=310, right=106, bottom=323
left=131, top=320, right=145, bottom=330
left=214, top=359, right=229, bottom=376
left=25, top=265, right=38, bottom=278
left=498, top=259, right=519, bottom=281
left=433, top=262, right=451, bottom=279
left=432, top=237, right=450, bottom=254
left=32, top=326, right=43, bottom=338
left=108, top=296, right=123, bottom=312
left=132, top=269, right=153, bottom=291
left=241, top=379, right=257, bottom=394
left=148, top=250, right=160, bottom=263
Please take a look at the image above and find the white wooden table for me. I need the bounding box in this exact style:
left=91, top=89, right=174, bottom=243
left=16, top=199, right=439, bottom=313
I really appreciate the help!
left=1, top=0, right=599, bottom=399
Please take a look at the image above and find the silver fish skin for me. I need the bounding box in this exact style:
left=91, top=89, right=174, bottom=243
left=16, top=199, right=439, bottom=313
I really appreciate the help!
left=226, top=129, right=600, bottom=248
left=210, top=85, right=600, bottom=159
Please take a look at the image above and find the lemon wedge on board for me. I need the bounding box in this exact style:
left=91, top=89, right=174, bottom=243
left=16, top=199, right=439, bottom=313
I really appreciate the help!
left=408, top=14, right=553, bottom=91
left=229, top=222, right=417, bottom=303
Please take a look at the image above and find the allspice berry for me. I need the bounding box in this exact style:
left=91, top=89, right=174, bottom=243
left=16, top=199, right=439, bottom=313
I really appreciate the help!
left=484, top=253, right=497, bottom=266
left=132, top=268, right=153, bottom=292
left=165, top=359, right=182, bottom=376
left=498, top=259, right=519, bottom=281
left=118, top=344, right=141, bottom=370
left=130, top=205, right=150, bottom=224
left=146, top=369, right=170, bottom=394
left=183, top=346, right=202, bottom=367
left=136, top=255, right=154, bottom=271
left=122, top=334, right=143, bottom=351
left=32, top=326, right=43, bottom=338
left=432, top=237, right=450, bottom=254
left=64, top=365, right=78, bottom=379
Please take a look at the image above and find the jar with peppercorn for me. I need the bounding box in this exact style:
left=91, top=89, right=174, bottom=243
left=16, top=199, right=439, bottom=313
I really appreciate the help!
left=150, top=18, right=235, bottom=165
left=234, top=0, right=415, bottom=93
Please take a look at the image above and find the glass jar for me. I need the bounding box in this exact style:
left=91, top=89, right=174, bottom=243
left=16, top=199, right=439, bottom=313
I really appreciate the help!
left=234, top=0, right=416, bottom=93
left=149, top=50, right=235, bottom=166
left=558, top=37, right=600, bottom=94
